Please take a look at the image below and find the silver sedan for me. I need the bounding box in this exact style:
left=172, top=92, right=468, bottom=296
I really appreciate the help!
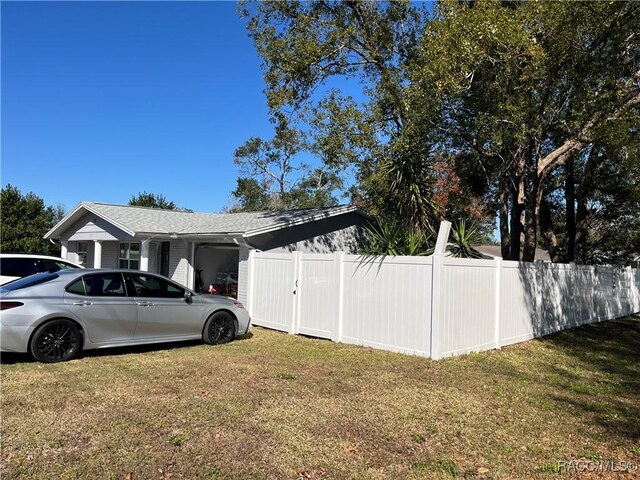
left=0, top=269, right=251, bottom=363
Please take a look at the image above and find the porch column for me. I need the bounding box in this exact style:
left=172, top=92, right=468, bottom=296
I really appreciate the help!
left=60, top=241, right=68, bottom=260
left=93, top=240, right=102, bottom=268
left=140, top=239, right=150, bottom=272
left=187, top=242, right=195, bottom=290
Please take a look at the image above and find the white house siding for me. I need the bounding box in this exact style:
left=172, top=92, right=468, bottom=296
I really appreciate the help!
left=66, top=242, right=79, bottom=264
left=61, top=212, right=134, bottom=242
left=237, top=245, right=251, bottom=306
left=265, top=224, right=364, bottom=254
left=168, top=240, right=189, bottom=287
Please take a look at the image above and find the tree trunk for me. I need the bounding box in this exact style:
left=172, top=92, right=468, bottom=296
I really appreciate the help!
left=509, top=158, right=526, bottom=261
left=574, top=148, right=600, bottom=263
left=499, top=174, right=511, bottom=259
left=565, top=158, right=576, bottom=262
left=540, top=198, right=564, bottom=263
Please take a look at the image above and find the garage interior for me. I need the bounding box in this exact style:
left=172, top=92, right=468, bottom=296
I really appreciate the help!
left=194, top=244, right=239, bottom=298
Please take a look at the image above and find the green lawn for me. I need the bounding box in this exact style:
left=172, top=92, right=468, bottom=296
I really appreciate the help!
left=1, top=316, right=639, bottom=479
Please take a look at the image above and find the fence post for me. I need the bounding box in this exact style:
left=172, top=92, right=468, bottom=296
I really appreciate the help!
left=333, top=252, right=345, bottom=343
left=494, top=256, right=502, bottom=349
left=290, top=251, right=302, bottom=335
left=430, top=253, right=443, bottom=360
left=430, top=221, right=451, bottom=360
left=247, top=249, right=256, bottom=318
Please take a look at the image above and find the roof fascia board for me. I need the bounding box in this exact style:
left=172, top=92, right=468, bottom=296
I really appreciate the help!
left=44, top=203, right=86, bottom=239
left=244, top=205, right=359, bottom=238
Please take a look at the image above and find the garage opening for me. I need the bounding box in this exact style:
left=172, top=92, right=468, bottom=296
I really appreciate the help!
left=194, top=244, right=239, bottom=298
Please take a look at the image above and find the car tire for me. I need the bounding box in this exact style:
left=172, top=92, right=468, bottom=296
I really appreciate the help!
left=203, top=311, right=236, bottom=345
left=30, top=319, right=82, bottom=363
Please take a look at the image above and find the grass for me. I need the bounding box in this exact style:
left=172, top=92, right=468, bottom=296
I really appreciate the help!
left=1, top=316, right=639, bottom=479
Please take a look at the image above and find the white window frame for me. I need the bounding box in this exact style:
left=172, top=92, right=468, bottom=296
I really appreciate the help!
left=119, top=242, right=140, bottom=270
left=77, top=242, right=88, bottom=265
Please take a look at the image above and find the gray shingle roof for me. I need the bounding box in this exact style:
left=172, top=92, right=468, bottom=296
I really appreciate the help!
left=45, top=202, right=359, bottom=239
left=474, top=244, right=552, bottom=262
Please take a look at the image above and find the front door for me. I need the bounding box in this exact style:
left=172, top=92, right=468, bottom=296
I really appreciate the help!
left=160, top=242, right=170, bottom=277
left=126, top=273, right=203, bottom=339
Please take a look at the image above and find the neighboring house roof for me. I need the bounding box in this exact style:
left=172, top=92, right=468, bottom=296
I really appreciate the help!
left=44, top=202, right=361, bottom=240
left=474, top=244, right=552, bottom=263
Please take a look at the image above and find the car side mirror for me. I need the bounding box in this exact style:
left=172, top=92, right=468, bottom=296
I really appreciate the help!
left=184, top=291, right=193, bottom=304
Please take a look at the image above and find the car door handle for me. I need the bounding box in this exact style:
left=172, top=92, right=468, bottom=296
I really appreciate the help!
left=72, top=301, right=92, bottom=306
left=136, top=301, right=155, bottom=307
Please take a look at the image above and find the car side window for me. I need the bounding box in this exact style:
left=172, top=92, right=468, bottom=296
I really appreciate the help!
left=130, top=274, right=184, bottom=298
left=82, top=273, right=127, bottom=297
left=66, top=278, right=86, bottom=295
left=1, top=258, right=36, bottom=278
left=40, top=259, right=77, bottom=273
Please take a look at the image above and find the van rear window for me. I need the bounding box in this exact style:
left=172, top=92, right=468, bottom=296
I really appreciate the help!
left=0, top=273, right=59, bottom=292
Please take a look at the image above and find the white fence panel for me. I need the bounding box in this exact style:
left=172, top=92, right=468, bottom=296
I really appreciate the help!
left=499, top=261, right=538, bottom=347
left=437, top=257, right=498, bottom=357
left=247, top=245, right=640, bottom=360
left=249, top=252, right=297, bottom=333
left=340, top=255, right=433, bottom=357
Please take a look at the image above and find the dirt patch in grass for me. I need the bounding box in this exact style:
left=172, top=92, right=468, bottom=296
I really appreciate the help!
left=1, top=316, right=639, bottom=479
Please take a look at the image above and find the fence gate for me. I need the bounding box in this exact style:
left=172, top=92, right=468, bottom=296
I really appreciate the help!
left=295, top=253, right=338, bottom=340
left=249, top=252, right=298, bottom=333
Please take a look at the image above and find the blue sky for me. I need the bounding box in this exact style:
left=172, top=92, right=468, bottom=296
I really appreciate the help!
left=2, top=1, right=277, bottom=213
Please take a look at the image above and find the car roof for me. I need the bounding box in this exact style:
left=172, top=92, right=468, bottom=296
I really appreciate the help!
left=0, top=253, right=81, bottom=263
left=55, top=268, right=182, bottom=280
left=1, top=253, right=69, bottom=259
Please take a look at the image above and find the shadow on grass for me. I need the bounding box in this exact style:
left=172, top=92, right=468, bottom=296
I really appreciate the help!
left=494, top=316, right=640, bottom=443
left=539, top=317, right=640, bottom=442
left=0, top=332, right=254, bottom=365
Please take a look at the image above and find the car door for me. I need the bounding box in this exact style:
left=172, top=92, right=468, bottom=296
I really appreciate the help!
left=126, top=273, right=203, bottom=339
left=64, top=272, right=138, bottom=344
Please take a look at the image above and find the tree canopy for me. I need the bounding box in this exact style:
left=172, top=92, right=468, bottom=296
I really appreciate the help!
left=128, top=192, right=177, bottom=210
left=1, top=184, right=62, bottom=255
left=239, top=0, right=640, bottom=263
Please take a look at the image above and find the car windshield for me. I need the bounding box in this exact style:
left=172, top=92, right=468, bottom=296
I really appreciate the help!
left=0, top=272, right=60, bottom=292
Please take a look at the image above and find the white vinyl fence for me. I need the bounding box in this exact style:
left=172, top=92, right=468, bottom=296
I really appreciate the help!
left=246, top=249, right=640, bottom=360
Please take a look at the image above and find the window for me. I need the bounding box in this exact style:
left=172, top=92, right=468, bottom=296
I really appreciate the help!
left=67, top=273, right=127, bottom=297
left=1, top=273, right=59, bottom=292
left=119, top=243, right=140, bottom=269
left=0, top=258, right=36, bottom=278
left=38, top=259, right=79, bottom=273
left=77, top=242, right=88, bottom=265
left=66, top=278, right=87, bottom=295
left=129, top=273, right=184, bottom=298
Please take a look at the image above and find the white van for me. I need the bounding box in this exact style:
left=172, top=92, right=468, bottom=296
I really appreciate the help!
left=0, top=254, right=83, bottom=285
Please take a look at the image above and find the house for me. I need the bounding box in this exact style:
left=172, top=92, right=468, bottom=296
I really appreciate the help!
left=44, top=202, right=368, bottom=305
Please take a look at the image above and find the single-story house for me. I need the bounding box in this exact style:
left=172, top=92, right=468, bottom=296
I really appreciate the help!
left=44, top=202, right=368, bottom=305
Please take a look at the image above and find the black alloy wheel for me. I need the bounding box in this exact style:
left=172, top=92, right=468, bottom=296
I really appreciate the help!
left=203, top=312, right=236, bottom=345
left=30, top=319, right=82, bottom=363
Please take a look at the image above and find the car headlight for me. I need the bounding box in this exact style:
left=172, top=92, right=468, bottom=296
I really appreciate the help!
left=233, top=302, right=245, bottom=309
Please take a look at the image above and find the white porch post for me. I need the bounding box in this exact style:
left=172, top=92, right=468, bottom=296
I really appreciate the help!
left=60, top=241, right=68, bottom=260
left=187, top=242, right=195, bottom=290
left=140, top=239, right=150, bottom=272
left=93, top=241, right=102, bottom=268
